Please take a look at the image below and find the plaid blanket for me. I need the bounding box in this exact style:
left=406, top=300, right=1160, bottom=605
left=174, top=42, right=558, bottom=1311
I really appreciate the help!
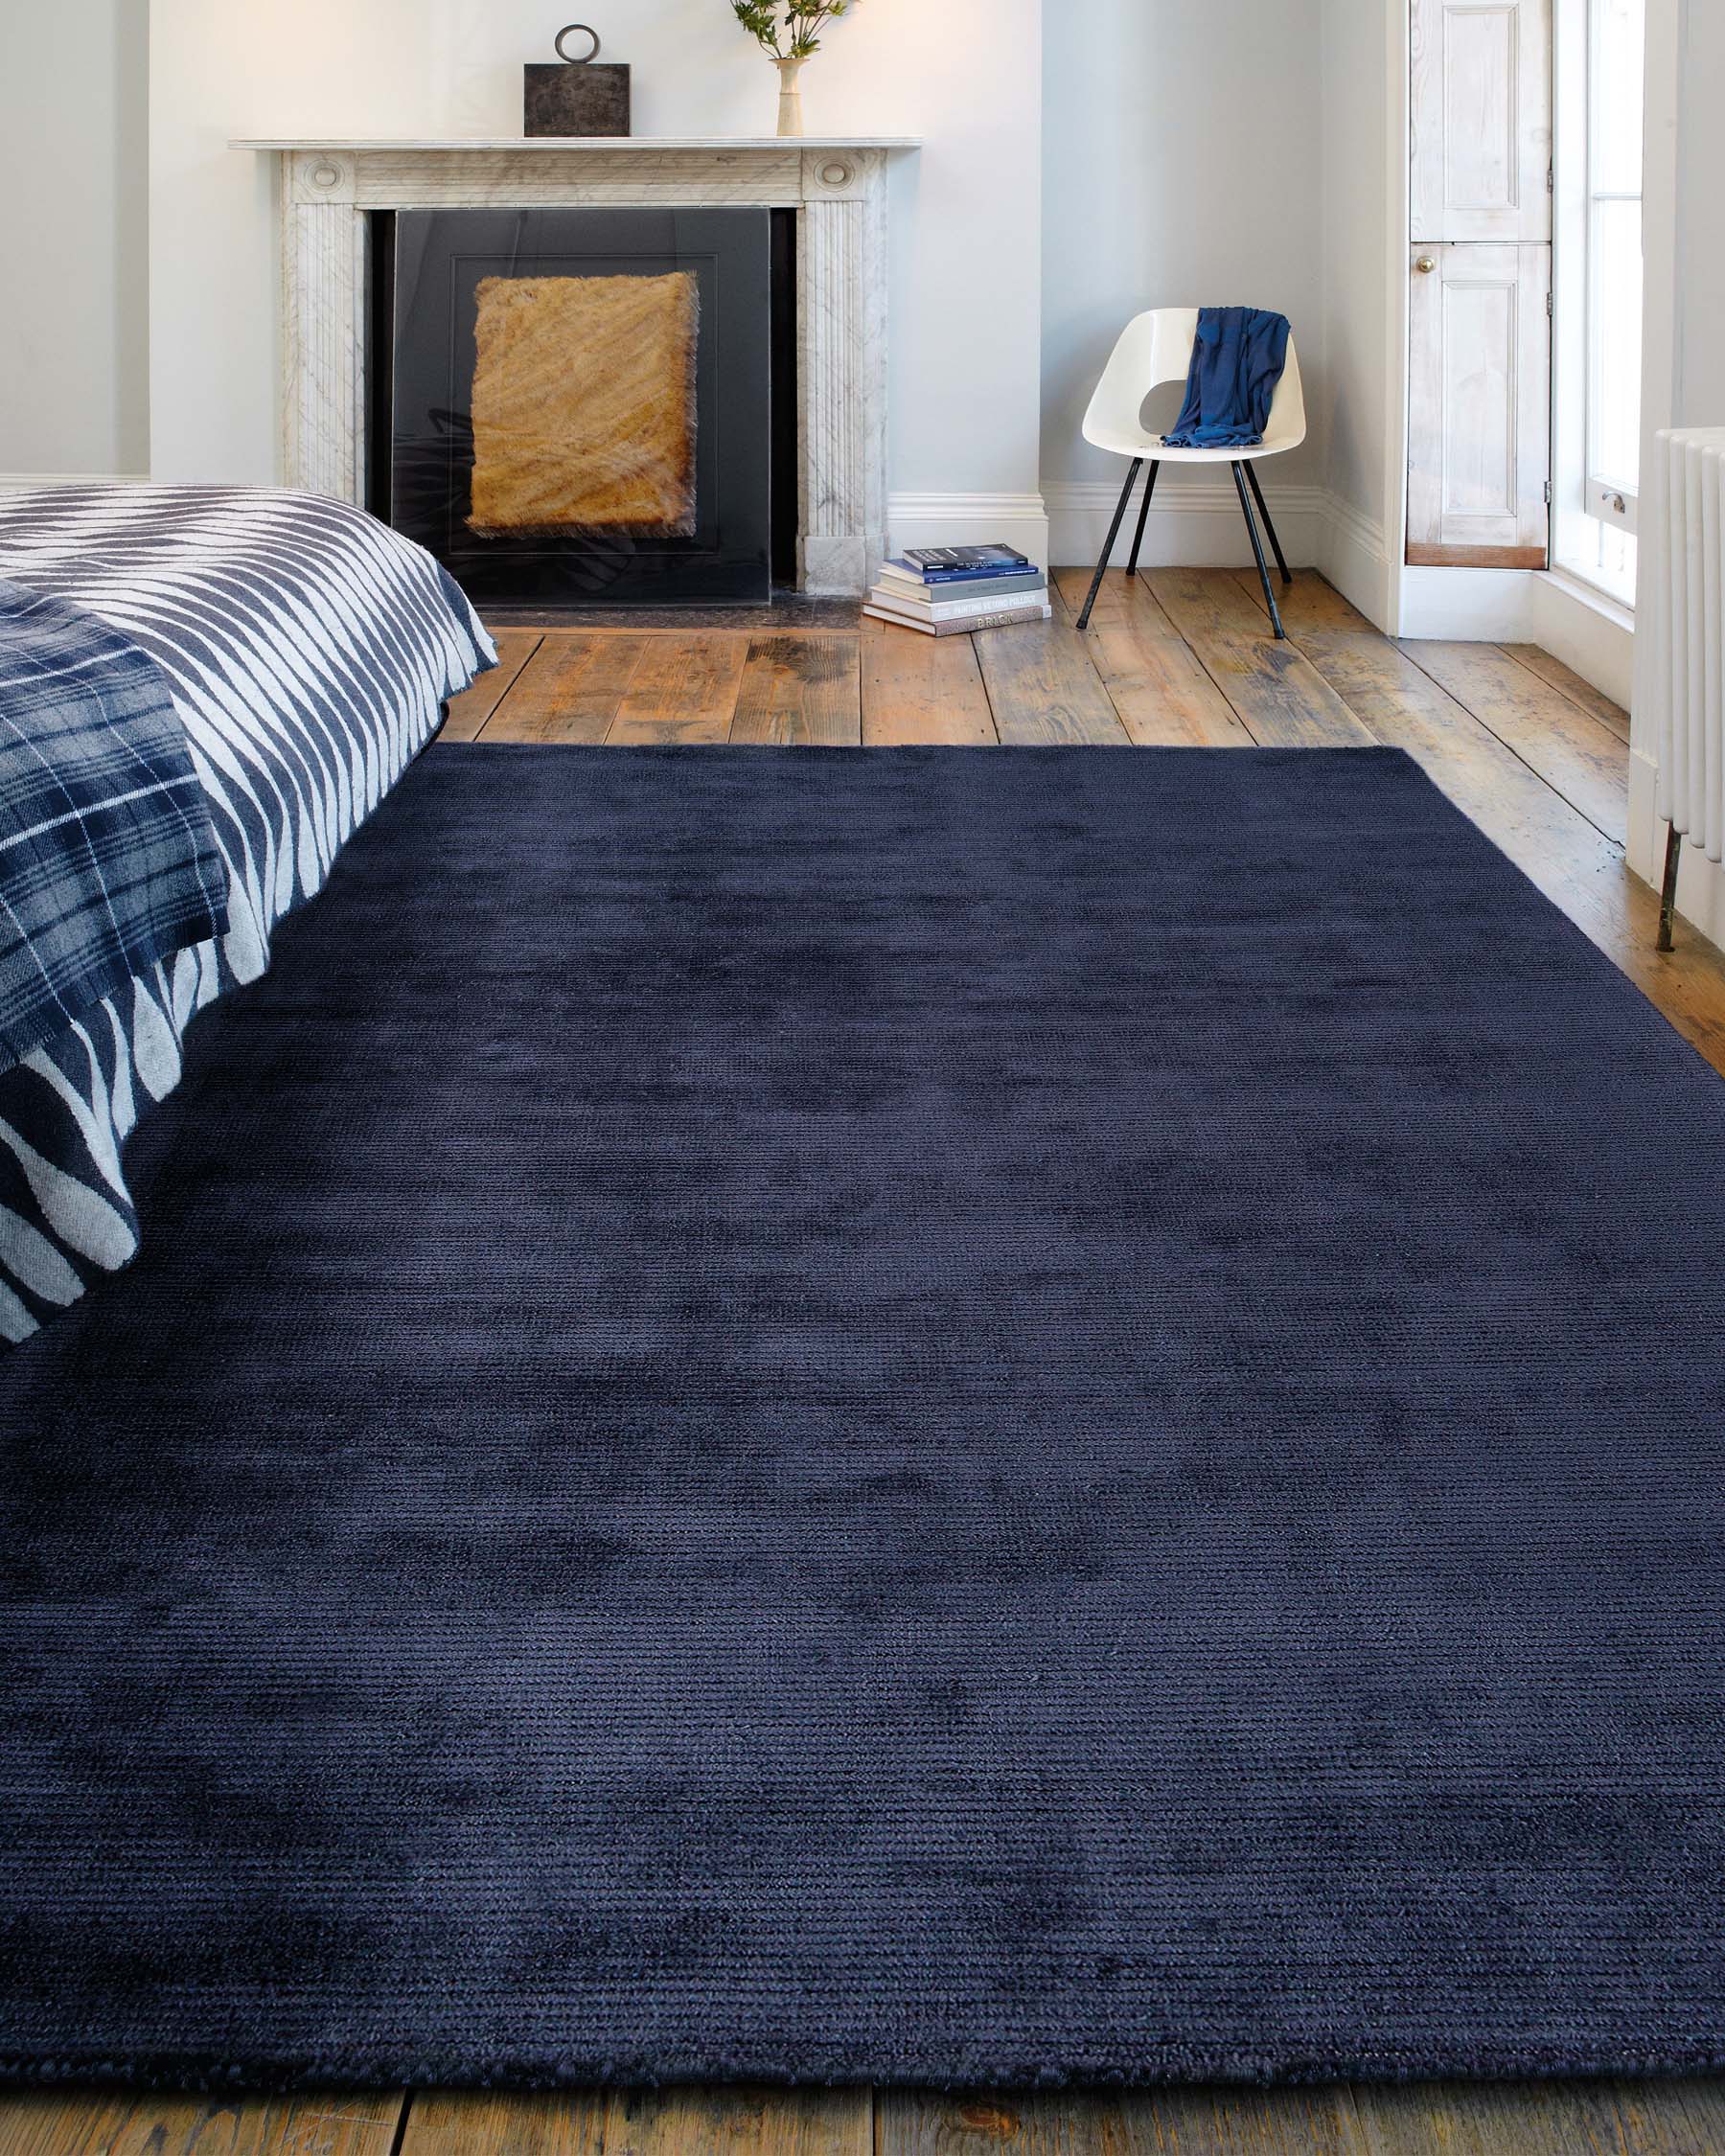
left=0, top=485, right=494, bottom=1343
left=0, top=578, right=227, bottom=1067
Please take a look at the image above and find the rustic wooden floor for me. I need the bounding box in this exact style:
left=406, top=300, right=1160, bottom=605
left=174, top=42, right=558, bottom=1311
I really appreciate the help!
left=9, top=567, right=1725, bottom=2156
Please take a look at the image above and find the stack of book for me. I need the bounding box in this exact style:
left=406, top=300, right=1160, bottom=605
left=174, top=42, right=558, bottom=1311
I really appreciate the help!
left=863, top=546, right=1050, bottom=636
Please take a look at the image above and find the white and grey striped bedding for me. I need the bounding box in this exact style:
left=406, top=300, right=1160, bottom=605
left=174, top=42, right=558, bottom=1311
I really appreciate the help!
left=0, top=484, right=494, bottom=1341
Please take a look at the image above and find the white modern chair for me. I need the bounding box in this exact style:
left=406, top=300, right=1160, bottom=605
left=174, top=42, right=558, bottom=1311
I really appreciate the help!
left=1074, top=307, right=1306, bottom=638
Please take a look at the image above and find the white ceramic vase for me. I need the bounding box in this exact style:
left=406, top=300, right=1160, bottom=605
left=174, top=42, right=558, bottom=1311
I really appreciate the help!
left=774, top=55, right=806, bottom=138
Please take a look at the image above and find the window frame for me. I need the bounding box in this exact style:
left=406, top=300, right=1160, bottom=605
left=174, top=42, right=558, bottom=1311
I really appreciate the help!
left=1552, top=0, right=1644, bottom=602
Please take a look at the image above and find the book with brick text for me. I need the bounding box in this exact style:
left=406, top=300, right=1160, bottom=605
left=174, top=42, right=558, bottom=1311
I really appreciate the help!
left=862, top=598, right=1051, bottom=637
left=871, top=576, right=1048, bottom=623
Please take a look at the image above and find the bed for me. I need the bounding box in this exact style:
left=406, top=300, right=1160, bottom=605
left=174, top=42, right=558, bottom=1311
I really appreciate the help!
left=0, top=484, right=494, bottom=1342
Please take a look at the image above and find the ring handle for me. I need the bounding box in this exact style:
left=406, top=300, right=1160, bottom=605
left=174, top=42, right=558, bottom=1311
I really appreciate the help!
left=554, top=22, right=601, bottom=63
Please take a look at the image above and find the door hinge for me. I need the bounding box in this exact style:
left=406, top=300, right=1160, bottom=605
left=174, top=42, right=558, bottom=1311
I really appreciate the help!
left=1544, top=478, right=1553, bottom=505
left=1547, top=290, right=1554, bottom=317
left=1548, top=164, right=1555, bottom=193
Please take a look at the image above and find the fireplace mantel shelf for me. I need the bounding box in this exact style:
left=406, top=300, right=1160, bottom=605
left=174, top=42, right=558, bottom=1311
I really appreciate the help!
left=259, top=134, right=902, bottom=597
left=235, top=137, right=919, bottom=152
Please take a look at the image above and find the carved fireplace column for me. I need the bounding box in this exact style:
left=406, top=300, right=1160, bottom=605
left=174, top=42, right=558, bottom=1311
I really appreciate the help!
left=795, top=150, right=888, bottom=596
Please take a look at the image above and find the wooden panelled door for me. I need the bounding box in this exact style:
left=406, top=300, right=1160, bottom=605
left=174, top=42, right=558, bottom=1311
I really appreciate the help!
left=1408, top=0, right=1553, bottom=567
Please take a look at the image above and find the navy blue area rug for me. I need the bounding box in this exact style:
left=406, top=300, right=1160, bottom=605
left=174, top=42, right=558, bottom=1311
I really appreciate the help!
left=4, top=744, right=1725, bottom=2092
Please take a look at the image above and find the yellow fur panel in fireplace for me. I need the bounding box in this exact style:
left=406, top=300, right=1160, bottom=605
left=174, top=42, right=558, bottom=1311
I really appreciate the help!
left=468, top=272, right=699, bottom=539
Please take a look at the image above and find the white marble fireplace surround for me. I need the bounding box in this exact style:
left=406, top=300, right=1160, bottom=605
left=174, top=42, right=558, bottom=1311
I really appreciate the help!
left=236, top=139, right=919, bottom=597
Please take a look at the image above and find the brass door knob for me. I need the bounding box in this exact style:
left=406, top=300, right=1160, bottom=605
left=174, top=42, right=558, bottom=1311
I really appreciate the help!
left=1414, top=254, right=1438, bottom=274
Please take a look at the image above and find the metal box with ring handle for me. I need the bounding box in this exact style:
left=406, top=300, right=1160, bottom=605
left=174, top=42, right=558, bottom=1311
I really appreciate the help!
left=523, top=25, right=632, bottom=137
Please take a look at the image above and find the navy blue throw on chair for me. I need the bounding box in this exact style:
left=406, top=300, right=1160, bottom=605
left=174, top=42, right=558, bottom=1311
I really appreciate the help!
left=1162, top=306, right=1291, bottom=448
left=3, top=744, right=1725, bottom=2093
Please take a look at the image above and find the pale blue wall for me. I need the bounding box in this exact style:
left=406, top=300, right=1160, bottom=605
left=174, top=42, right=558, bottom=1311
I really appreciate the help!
left=0, top=0, right=150, bottom=475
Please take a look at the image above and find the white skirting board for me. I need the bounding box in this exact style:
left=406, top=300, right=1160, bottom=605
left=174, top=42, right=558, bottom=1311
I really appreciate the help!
left=0, top=472, right=149, bottom=491
left=1531, top=572, right=1635, bottom=710
left=1396, top=566, right=1536, bottom=642
left=1316, top=495, right=1395, bottom=631
left=887, top=493, right=1052, bottom=573
left=1396, top=563, right=1634, bottom=709
left=1042, top=478, right=1326, bottom=578
left=1039, top=480, right=1396, bottom=633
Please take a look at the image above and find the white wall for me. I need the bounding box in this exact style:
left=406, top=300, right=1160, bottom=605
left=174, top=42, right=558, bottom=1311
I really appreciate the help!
left=1673, top=1, right=1725, bottom=427
left=1315, top=0, right=1398, bottom=624
left=0, top=0, right=150, bottom=479
left=1040, top=0, right=1329, bottom=571
left=147, top=0, right=1046, bottom=559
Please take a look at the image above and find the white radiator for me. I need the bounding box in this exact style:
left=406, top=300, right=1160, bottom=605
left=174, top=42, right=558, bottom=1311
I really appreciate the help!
left=1642, top=426, right=1725, bottom=864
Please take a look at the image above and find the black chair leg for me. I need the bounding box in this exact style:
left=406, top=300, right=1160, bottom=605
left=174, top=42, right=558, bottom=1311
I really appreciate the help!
left=1076, top=458, right=1144, bottom=632
left=1232, top=462, right=1286, bottom=640
left=1244, top=460, right=1293, bottom=585
left=1125, top=462, right=1162, bottom=578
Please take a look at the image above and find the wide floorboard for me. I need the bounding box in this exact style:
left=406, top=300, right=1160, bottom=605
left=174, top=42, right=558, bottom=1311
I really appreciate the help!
left=10, top=567, right=1725, bottom=2156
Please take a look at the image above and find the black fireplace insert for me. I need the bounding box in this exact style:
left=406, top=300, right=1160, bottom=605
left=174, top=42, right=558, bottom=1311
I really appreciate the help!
left=371, top=206, right=783, bottom=608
